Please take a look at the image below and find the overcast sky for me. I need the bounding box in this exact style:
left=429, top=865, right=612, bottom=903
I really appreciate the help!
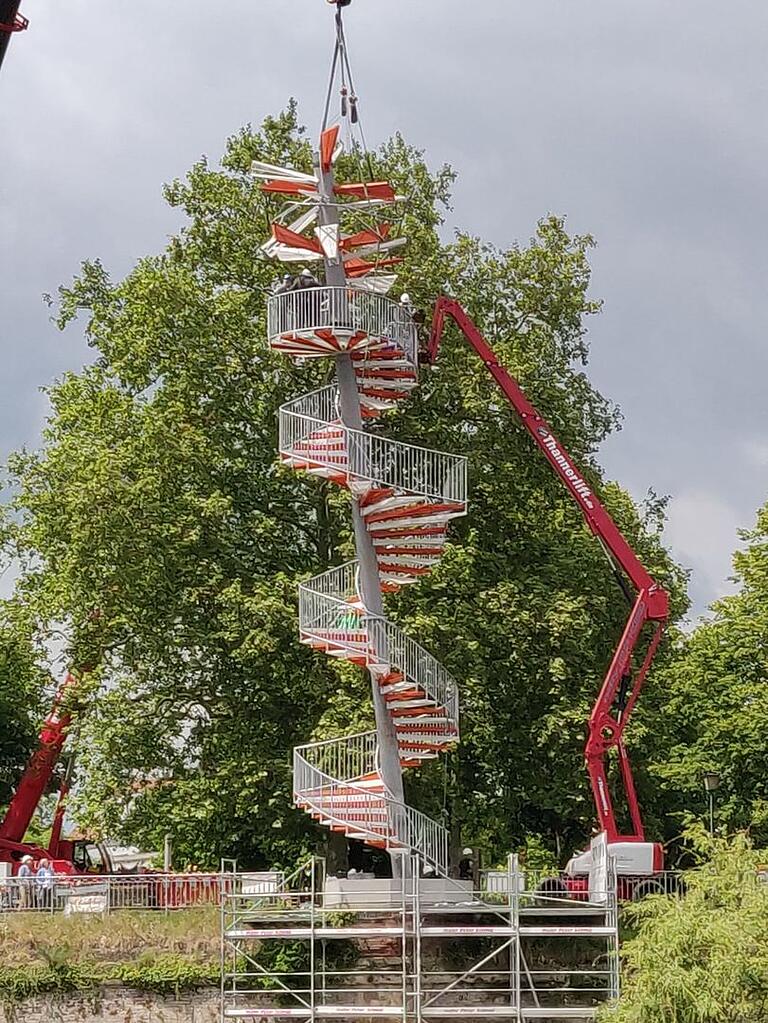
left=1, top=1, right=766, bottom=621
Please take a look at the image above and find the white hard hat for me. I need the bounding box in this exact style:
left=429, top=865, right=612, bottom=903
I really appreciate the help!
left=21, top=854, right=33, bottom=863
left=462, top=848, right=473, bottom=857
left=400, top=292, right=411, bottom=304
left=300, top=268, right=313, bottom=276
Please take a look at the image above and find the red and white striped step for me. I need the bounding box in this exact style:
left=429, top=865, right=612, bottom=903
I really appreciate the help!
left=298, top=625, right=457, bottom=769
left=296, top=776, right=408, bottom=850
left=281, top=433, right=465, bottom=590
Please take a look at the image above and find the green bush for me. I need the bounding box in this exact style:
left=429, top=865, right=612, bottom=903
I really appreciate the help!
left=600, top=829, right=768, bottom=1022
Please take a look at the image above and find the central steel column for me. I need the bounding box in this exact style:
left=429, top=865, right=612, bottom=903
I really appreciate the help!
left=314, top=153, right=406, bottom=822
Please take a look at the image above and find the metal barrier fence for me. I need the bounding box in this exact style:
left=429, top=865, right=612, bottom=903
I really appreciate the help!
left=0, top=871, right=283, bottom=915
left=481, top=867, right=684, bottom=902
left=0, top=863, right=683, bottom=916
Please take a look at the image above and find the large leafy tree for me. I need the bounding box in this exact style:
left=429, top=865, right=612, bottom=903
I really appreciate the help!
left=650, top=501, right=768, bottom=843
left=1, top=105, right=687, bottom=868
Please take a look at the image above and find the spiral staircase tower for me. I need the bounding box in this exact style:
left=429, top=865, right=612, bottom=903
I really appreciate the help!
left=257, top=123, right=467, bottom=877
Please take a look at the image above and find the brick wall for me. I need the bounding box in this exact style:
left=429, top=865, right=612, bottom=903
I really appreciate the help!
left=0, top=984, right=219, bottom=1023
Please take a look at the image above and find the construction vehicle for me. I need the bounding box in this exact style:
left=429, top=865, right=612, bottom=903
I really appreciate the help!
left=0, top=677, right=233, bottom=914
left=0, top=1, right=27, bottom=75
left=0, top=671, right=117, bottom=875
left=427, top=297, right=670, bottom=893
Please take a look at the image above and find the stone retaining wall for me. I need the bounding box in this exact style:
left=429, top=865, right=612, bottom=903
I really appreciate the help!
left=0, top=985, right=219, bottom=1023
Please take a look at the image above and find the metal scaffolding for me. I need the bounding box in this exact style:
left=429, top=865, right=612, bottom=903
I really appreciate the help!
left=220, top=855, right=619, bottom=1022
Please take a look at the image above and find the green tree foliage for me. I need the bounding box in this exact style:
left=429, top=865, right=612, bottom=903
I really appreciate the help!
left=0, top=602, right=47, bottom=806
left=651, top=500, right=768, bottom=842
left=1, top=104, right=686, bottom=867
left=600, top=830, right=768, bottom=1022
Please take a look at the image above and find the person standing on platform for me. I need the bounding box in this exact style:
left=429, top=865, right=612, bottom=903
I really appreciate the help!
left=35, top=858, right=54, bottom=910
left=17, top=855, right=35, bottom=910
left=296, top=267, right=321, bottom=330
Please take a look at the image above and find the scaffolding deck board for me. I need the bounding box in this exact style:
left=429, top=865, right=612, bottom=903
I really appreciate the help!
left=224, top=1008, right=405, bottom=1018
left=227, top=924, right=612, bottom=940
left=521, top=1010, right=597, bottom=1019
left=226, top=926, right=405, bottom=940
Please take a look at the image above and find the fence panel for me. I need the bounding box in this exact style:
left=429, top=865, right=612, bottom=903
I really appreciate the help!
left=0, top=872, right=227, bottom=914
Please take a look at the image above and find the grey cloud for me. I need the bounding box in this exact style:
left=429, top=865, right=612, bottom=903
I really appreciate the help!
left=1, top=0, right=766, bottom=618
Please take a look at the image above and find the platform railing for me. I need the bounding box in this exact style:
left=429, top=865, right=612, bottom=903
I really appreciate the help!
left=366, top=617, right=460, bottom=730
left=300, top=560, right=358, bottom=603
left=280, top=387, right=468, bottom=505
left=347, top=429, right=467, bottom=503
left=294, top=740, right=449, bottom=876
left=295, top=729, right=379, bottom=786
left=293, top=748, right=392, bottom=840
left=267, top=286, right=417, bottom=364
left=279, top=385, right=341, bottom=458
left=298, top=573, right=459, bottom=729
left=298, top=561, right=362, bottom=642
left=387, top=801, right=449, bottom=877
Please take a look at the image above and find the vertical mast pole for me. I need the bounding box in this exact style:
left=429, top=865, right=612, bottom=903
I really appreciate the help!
left=313, top=149, right=405, bottom=812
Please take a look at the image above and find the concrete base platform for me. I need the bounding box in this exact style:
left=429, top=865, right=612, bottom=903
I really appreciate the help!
left=323, top=876, right=474, bottom=909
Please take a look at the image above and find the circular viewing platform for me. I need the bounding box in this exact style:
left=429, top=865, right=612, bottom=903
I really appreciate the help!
left=266, top=286, right=417, bottom=361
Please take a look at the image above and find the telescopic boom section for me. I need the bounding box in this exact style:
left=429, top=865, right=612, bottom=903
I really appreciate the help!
left=427, top=297, right=669, bottom=843
left=0, top=672, right=78, bottom=846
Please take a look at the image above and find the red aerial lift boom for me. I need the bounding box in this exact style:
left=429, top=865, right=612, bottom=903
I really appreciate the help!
left=427, top=297, right=670, bottom=876
left=0, top=1, right=27, bottom=74
left=0, top=673, right=77, bottom=851
left=0, top=671, right=114, bottom=874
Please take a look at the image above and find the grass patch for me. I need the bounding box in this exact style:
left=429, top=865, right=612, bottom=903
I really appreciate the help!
left=0, top=908, right=220, bottom=1000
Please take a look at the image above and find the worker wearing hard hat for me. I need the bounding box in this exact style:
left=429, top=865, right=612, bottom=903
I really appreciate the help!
left=458, top=847, right=474, bottom=881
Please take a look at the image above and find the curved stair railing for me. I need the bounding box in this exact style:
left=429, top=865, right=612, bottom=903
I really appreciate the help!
left=259, top=137, right=468, bottom=877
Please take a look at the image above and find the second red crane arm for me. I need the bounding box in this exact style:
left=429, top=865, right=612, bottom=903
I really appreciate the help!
left=427, top=296, right=669, bottom=842
left=0, top=672, right=79, bottom=846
